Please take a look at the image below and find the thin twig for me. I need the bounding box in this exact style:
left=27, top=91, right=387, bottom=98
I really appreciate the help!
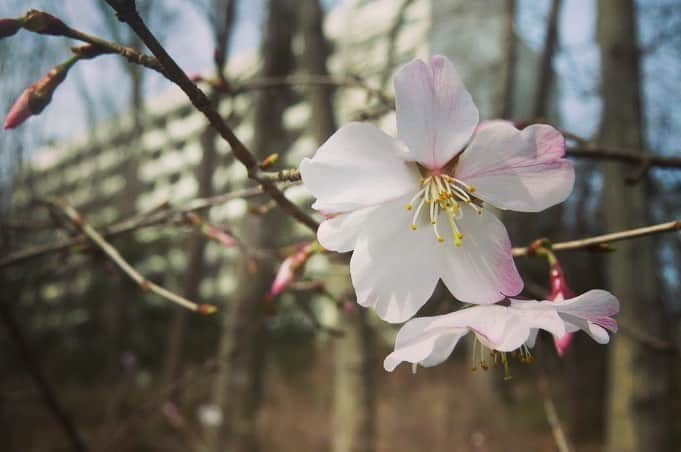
left=45, top=198, right=215, bottom=313
left=512, top=220, right=681, bottom=256
left=537, top=374, right=572, bottom=452
left=0, top=186, right=270, bottom=269
left=566, top=147, right=681, bottom=169
left=103, top=0, right=319, bottom=231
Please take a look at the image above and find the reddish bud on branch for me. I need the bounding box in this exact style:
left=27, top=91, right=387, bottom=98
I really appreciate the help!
left=259, top=153, right=279, bottom=170
left=547, top=260, right=575, bottom=357
left=265, top=243, right=317, bottom=302
left=4, top=57, right=77, bottom=129
left=198, top=304, right=218, bottom=316
left=22, top=9, right=69, bottom=36
left=0, top=18, right=22, bottom=39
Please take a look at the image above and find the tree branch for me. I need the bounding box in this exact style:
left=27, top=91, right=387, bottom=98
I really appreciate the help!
left=103, top=0, right=318, bottom=231
left=43, top=198, right=216, bottom=314
left=512, top=220, right=681, bottom=256
left=0, top=186, right=268, bottom=269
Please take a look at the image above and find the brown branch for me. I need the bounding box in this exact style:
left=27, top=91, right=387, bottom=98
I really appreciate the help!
left=566, top=146, right=681, bottom=169
left=0, top=186, right=269, bottom=269
left=19, top=9, right=164, bottom=73
left=512, top=220, right=681, bottom=256
left=0, top=302, right=89, bottom=452
left=44, top=198, right=215, bottom=314
left=103, top=0, right=319, bottom=231
left=258, top=168, right=301, bottom=182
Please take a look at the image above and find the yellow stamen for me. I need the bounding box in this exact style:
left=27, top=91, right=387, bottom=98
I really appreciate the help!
left=406, top=173, right=483, bottom=245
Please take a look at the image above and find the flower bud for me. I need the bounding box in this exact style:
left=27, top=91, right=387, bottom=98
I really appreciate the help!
left=0, top=18, right=22, bottom=39
left=548, top=261, right=575, bottom=357
left=259, top=153, right=279, bottom=170
left=205, top=226, right=236, bottom=248
left=23, top=10, right=69, bottom=36
left=198, top=304, right=218, bottom=316
left=4, top=58, right=76, bottom=129
left=266, top=243, right=315, bottom=302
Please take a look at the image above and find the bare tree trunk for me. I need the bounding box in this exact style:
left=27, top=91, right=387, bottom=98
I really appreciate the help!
left=533, top=0, right=561, bottom=120
left=206, top=2, right=298, bottom=451
left=332, top=307, right=375, bottom=452
left=162, top=0, right=236, bottom=394
left=598, top=2, right=674, bottom=451
left=299, top=1, right=376, bottom=450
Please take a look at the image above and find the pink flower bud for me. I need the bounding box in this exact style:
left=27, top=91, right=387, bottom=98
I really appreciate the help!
left=266, top=243, right=314, bottom=302
left=0, top=18, right=22, bottom=39
left=4, top=58, right=75, bottom=129
left=3, top=89, right=32, bottom=130
left=548, top=261, right=575, bottom=357
left=205, top=226, right=236, bottom=248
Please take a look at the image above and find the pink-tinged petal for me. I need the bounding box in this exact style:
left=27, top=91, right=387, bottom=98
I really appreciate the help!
left=299, top=122, right=418, bottom=214
left=455, top=122, right=575, bottom=212
left=395, top=55, right=479, bottom=169
left=350, top=196, right=445, bottom=323
left=384, top=302, right=573, bottom=371
left=475, top=119, right=513, bottom=134
left=438, top=207, right=523, bottom=304
left=541, top=290, right=619, bottom=344
left=4, top=89, right=32, bottom=129
left=551, top=289, right=620, bottom=325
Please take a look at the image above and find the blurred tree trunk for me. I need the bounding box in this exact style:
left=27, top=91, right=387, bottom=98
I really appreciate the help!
left=205, top=2, right=298, bottom=451
left=299, top=1, right=376, bottom=451
left=598, top=2, right=674, bottom=451
left=162, top=0, right=236, bottom=394
left=466, top=0, right=517, bottom=416
left=332, top=307, right=375, bottom=452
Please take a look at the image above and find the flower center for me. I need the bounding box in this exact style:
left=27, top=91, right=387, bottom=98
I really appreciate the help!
left=406, top=174, right=482, bottom=246
left=471, top=338, right=535, bottom=381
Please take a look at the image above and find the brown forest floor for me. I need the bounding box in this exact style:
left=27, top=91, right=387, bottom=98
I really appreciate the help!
left=1, top=341, right=604, bottom=452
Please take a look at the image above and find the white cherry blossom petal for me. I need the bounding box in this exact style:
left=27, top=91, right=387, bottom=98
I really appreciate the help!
left=551, top=289, right=619, bottom=343
left=455, top=121, right=574, bottom=212
left=384, top=315, right=467, bottom=371
left=299, top=122, right=418, bottom=214
left=316, top=206, right=377, bottom=253
left=395, top=56, right=479, bottom=169
left=350, top=196, right=445, bottom=323
left=438, top=207, right=523, bottom=304
left=384, top=303, right=563, bottom=371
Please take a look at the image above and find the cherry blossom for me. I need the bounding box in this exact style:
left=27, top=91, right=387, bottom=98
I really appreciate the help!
left=383, top=290, right=618, bottom=377
left=300, top=55, right=575, bottom=322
